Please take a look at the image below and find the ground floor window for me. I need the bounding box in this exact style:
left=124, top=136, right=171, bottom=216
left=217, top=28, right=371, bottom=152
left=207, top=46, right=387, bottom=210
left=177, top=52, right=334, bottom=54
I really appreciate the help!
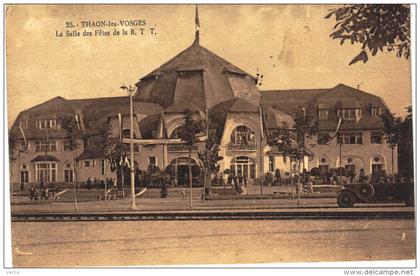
left=230, top=156, right=256, bottom=179
left=372, top=164, right=383, bottom=175
left=64, top=169, right=74, bottom=182
left=345, top=164, right=356, bottom=174
left=319, top=165, right=329, bottom=174
left=20, top=170, right=29, bottom=183
left=165, top=157, right=201, bottom=186
left=268, top=155, right=274, bottom=172
left=35, top=162, right=57, bottom=182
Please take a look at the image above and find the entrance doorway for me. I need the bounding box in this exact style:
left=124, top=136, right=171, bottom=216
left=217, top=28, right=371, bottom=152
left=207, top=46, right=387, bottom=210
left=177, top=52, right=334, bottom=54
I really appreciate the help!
left=230, top=156, right=256, bottom=178
left=165, top=157, right=202, bottom=186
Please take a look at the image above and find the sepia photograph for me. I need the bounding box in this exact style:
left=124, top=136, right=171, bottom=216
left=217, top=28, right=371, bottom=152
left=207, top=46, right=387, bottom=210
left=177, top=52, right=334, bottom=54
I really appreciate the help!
left=4, top=3, right=416, bottom=271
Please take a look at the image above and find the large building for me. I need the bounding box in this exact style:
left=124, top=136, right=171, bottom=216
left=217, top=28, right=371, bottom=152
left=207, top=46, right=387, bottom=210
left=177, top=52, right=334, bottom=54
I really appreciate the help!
left=9, top=11, right=395, bottom=188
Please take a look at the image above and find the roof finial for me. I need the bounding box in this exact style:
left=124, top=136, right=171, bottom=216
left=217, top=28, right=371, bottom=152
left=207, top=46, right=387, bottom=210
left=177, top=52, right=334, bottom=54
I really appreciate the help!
left=194, top=4, right=200, bottom=44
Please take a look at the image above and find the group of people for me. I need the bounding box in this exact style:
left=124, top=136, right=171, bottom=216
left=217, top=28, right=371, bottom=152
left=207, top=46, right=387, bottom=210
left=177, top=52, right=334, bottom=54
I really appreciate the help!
left=227, top=174, right=248, bottom=195
left=85, top=177, right=117, bottom=191
left=29, top=181, right=48, bottom=200
left=316, top=168, right=392, bottom=185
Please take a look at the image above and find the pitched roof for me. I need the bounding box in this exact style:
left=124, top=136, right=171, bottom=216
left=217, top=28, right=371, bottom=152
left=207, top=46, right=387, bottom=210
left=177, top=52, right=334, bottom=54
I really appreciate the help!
left=142, top=42, right=252, bottom=79
left=31, top=155, right=60, bottom=162
left=135, top=42, right=261, bottom=109
left=263, top=106, right=295, bottom=129
left=11, top=96, right=163, bottom=138
left=75, top=150, right=105, bottom=160
left=260, top=84, right=389, bottom=130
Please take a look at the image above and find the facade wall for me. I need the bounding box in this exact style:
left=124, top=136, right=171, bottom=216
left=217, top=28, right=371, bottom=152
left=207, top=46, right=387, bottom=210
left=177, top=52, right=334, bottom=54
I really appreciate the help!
left=10, top=138, right=83, bottom=185
left=77, top=159, right=116, bottom=183
left=307, top=131, right=397, bottom=175
left=218, top=112, right=262, bottom=184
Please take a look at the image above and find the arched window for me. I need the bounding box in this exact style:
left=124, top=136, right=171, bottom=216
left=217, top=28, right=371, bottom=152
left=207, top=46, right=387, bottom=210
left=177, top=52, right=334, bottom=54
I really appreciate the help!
left=371, top=155, right=384, bottom=175
left=64, top=162, right=74, bottom=182
left=170, top=126, right=182, bottom=139
left=230, top=125, right=255, bottom=145
left=20, top=164, right=29, bottom=184
left=319, top=156, right=329, bottom=174
left=230, top=156, right=256, bottom=179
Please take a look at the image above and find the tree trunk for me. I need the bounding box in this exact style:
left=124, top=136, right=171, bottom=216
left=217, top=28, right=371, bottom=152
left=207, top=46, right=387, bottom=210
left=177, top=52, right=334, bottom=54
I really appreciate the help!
left=391, top=146, right=395, bottom=182
left=189, top=149, right=193, bottom=208
left=203, top=167, right=207, bottom=200
left=9, top=159, right=13, bottom=202
left=72, top=147, right=78, bottom=211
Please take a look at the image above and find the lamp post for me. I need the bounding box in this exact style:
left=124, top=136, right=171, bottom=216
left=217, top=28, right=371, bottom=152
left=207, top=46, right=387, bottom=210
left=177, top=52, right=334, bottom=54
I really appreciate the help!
left=121, top=84, right=137, bottom=210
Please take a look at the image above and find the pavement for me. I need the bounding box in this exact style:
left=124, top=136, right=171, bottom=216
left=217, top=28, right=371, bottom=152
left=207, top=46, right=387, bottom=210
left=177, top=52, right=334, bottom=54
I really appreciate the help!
left=10, top=187, right=414, bottom=220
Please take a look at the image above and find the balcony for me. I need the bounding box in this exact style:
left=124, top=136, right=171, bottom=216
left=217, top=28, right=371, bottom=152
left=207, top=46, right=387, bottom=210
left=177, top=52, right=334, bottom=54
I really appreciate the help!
left=227, top=142, right=258, bottom=151
left=168, top=144, right=198, bottom=152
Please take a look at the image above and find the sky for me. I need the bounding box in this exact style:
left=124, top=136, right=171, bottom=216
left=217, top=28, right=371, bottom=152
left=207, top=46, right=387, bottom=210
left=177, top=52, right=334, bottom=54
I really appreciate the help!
left=6, top=4, right=412, bottom=127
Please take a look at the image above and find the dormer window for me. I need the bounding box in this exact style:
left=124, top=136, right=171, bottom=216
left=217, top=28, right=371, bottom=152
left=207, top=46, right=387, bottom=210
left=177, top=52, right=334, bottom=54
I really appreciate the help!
left=318, top=109, right=329, bottom=120
left=371, top=106, right=382, bottom=117
left=19, top=120, right=28, bottom=129
left=35, top=119, right=57, bottom=129
left=337, top=108, right=362, bottom=120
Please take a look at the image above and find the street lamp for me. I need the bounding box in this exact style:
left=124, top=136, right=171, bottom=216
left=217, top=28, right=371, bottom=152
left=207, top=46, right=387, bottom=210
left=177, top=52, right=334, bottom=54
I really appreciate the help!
left=121, top=84, right=137, bottom=210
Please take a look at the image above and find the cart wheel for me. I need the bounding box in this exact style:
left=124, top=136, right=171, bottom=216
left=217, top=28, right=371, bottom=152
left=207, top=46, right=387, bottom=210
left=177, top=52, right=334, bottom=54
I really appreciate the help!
left=337, top=190, right=356, bottom=207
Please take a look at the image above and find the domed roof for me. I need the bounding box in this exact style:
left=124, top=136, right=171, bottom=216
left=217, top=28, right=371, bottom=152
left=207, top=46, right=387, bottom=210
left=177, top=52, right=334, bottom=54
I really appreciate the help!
left=134, top=42, right=261, bottom=110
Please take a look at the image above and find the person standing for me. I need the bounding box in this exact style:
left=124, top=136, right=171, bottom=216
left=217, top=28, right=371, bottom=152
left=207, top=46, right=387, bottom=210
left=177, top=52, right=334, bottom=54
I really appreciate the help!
left=29, top=184, right=35, bottom=200
left=358, top=169, right=366, bottom=182
left=86, top=177, right=92, bottom=191
left=93, top=177, right=99, bottom=190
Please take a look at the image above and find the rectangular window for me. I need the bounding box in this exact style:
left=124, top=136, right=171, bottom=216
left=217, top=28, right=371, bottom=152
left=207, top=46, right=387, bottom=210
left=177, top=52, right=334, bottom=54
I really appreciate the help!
left=100, top=159, right=105, bottom=175
left=371, top=131, right=383, bottom=144
left=19, top=120, right=28, bottom=129
left=337, top=132, right=363, bottom=144
left=318, top=109, right=329, bottom=120
left=337, top=109, right=362, bottom=120
left=318, top=133, right=330, bottom=145
left=20, top=171, right=29, bottom=183
left=84, top=160, right=91, bottom=168
left=19, top=140, right=27, bottom=151
left=64, top=170, right=74, bottom=182
left=35, top=162, right=56, bottom=182
left=35, top=141, right=57, bottom=152
left=64, top=140, right=72, bottom=151
left=148, top=156, right=157, bottom=168
left=35, top=119, right=57, bottom=129
left=319, top=165, right=329, bottom=174
left=268, top=155, right=274, bottom=172
left=371, top=106, right=382, bottom=117
left=372, top=164, right=383, bottom=175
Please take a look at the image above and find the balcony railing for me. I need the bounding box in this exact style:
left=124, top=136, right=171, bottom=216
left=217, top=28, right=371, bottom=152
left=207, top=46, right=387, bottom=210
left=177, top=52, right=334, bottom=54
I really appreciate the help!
left=168, top=144, right=198, bottom=152
left=227, top=142, right=258, bottom=151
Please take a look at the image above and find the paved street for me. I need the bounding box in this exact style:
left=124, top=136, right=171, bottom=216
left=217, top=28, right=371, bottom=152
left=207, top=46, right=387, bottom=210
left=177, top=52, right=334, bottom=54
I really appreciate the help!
left=11, top=187, right=411, bottom=215
left=11, top=219, right=415, bottom=267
